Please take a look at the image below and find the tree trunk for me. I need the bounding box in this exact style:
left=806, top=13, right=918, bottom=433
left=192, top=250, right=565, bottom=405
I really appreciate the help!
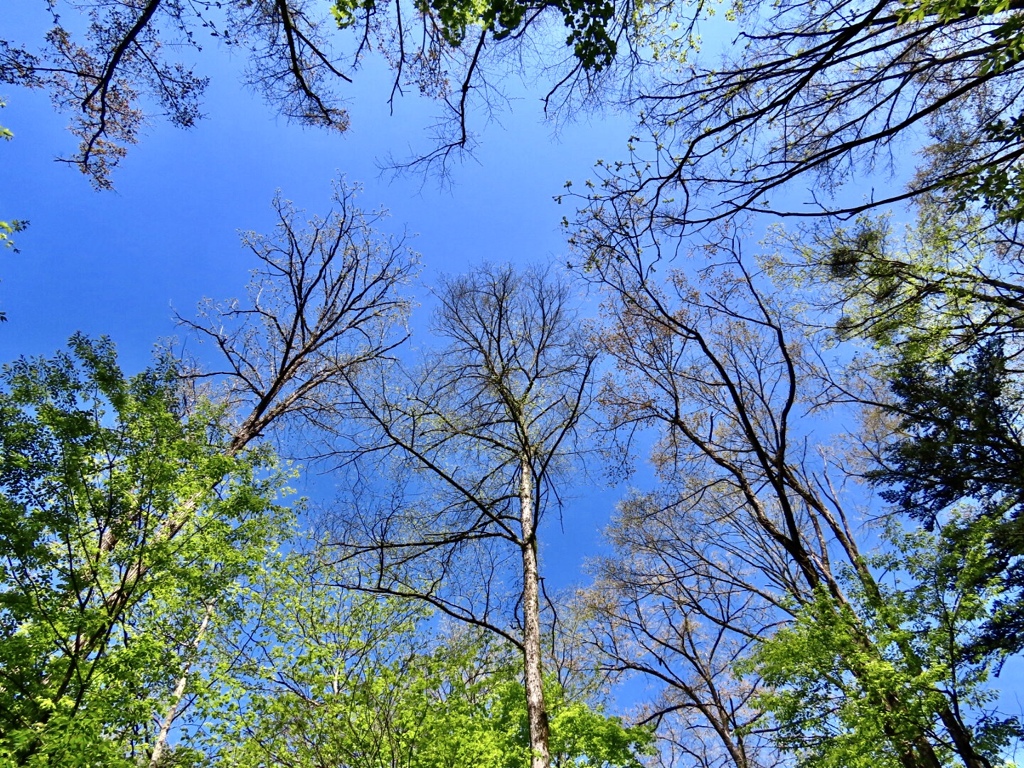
left=519, top=457, right=551, bottom=768
left=149, top=601, right=215, bottom=768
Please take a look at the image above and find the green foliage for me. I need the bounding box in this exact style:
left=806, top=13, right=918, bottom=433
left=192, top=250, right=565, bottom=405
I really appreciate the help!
left=803, top=211, right=1004, bottom=364
left=870, top=341, right=1024, bottom=656
left=901, top=0, right=1024, bottom=222
left=331, top=0, right=617, bottom=68
left=198, top=550, right=651, bottom=768
left=948, top=117, right=1024, bottom=222
left=0, top=218, right=24, bottom=251
left=873, top=341, right=1023, bottom=525
left=549, top=699, right=653, bottom=767
left=0, top=335, right=294, bottom=766
left=745, top=520, right=1020, bottom=768
left=891, top=0, right=1024, bottom=222
left=801, top=204, right=1024, bottom=660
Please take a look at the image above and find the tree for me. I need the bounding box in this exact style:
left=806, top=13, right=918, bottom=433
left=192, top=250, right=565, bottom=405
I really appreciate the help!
left=748, top=517, right=1019, bottom=768
left=578, top=231, right=1017, bottom=768
left=177, top=179, right=418, bottom=453
left=771, top=205, right=1024, bottom=659
left=0, top=180, right=419, bottom=765
left=335, top=263, right=598, bottom=768
left=1, top=0, right=634, bottom=187
left=863, top=343, right=1024, bottom=660
left=145, top=178, right=418, bottom=761
left=564, top=0, right=1024, bottom=244
left=0, top=334, right=293, bottom=766
left=582, top=489, right=786, bottom=768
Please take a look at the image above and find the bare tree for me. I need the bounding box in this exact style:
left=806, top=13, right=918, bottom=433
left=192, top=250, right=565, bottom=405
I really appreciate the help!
left=583, top=487, right=790, bottom=768
left=333, top=263, right=597, bottom=768
left=178, top=179, right=418, bottom=453
left=1, top=0, right=643, bottom=186
left=559, top=0, right=1024, bottom=251
left=145, top=179, right=418, bottom=765
left=576, top=230, right=1004, bottom=768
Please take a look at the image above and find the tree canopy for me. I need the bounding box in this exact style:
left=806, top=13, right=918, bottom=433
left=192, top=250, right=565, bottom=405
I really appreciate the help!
left=562, top=0, right=1024, bottom=246
left=1, top=0, right=633, bottom=186
left=8, top=0, right=1024, bottom=760
left=0, top=335, right=294, bottom=766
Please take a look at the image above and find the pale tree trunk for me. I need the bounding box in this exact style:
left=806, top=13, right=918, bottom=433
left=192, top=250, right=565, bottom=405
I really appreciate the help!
left=149, top=601, right=215, bottom=768
left=519, top=457, right=551, bottom=768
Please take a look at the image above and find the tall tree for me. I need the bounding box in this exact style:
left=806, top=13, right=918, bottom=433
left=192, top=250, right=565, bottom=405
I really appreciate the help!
left=0, top=180, right=417, bottom=765
left=0, top=334, right=293, bottom=766
left=775, top=206, right=1024, bottom=659
left=195, top=543, right=652, bottom=768
left=579, top=233, right=1017, bottom=768
left=146, top=179, right=417, bottom=760
left=336, top=263, right=598, bottom=768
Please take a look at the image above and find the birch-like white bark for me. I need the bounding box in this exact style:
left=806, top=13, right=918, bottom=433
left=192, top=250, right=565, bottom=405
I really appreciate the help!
left=149, top=601, right=215, bottom=768
left=519, top=457, right=551, bottom=768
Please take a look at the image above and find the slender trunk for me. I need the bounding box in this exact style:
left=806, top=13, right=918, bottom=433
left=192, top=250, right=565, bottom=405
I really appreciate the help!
left=149, top=601, right=215, bottom=768
left=519, top=457, right=551, bottom=768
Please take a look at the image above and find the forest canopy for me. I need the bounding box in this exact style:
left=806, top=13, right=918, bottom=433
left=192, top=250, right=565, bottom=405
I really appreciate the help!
left=3, top=0, right=1024, bottom=764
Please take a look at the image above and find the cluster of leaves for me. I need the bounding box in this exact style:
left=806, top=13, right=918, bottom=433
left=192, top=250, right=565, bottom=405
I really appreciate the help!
left=748, top=519, right=1020, bottom=768
left=0, top=335, right=295, bottom=766
left=0, top=218, right=24, bottom=251
left=867, top=337, right=1024, bottom=661
left=197, top=551, right=653, bottom=768
left=951, top=116, right=1024, bottom=222
left=362, top=0, right=616, bottom=66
